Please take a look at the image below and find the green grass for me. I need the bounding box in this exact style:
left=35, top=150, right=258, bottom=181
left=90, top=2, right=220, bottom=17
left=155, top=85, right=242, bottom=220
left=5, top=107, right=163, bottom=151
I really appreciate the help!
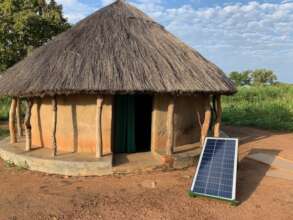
left=222, top=85, right=293, bottom=132
left=0, top=128, right=9, bottom=139
left=0, top=97, right=10, bottom=121
left=4, top=160, right=29, bottom=170
left=0, top=97, right=10, bottom=139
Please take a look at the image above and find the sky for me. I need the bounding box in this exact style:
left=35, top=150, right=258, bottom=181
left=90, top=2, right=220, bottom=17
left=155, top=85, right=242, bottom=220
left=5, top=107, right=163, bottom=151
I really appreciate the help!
left=56, top=0, right=293, bottom=83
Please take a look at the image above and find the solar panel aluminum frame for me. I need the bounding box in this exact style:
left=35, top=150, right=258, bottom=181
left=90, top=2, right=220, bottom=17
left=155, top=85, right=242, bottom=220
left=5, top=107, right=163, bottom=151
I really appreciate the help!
left=190, top=137, right=239, bottom=202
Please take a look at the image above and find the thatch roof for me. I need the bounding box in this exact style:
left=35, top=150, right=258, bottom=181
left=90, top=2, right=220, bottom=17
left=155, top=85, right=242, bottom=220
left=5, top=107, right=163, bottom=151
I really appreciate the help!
left=0, top=0, right=236, bottom=97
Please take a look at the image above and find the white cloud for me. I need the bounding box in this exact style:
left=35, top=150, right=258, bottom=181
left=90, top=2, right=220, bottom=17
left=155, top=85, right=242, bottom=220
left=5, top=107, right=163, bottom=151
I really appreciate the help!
left=282, top=0, right=293, bottom=3
left=132, top=1, right=293, bottom=82
left=130, top=0, right=164, bottom=18
left=165, top=2, right=293, bottom=54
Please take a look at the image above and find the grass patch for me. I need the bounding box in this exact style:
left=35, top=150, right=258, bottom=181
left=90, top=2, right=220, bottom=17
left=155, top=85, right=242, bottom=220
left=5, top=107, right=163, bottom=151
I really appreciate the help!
left=4, top=160, right=16, bottom=168
left=0, top=97, right=10, bottom=121
left=0, top=128, right=9, bottom=139
left=222, top=85, right=293, bottom=132
left=4, top=160, right=29, bottom=170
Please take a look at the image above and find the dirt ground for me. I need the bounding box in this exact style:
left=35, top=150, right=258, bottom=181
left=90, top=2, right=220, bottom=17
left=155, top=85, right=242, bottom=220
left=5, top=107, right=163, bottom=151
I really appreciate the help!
left=0, top=125, right=293, bottom=220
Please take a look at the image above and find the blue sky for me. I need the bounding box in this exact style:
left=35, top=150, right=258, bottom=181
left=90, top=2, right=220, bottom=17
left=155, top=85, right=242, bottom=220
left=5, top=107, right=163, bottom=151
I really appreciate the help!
left=56, top=0, right=293, bottom=83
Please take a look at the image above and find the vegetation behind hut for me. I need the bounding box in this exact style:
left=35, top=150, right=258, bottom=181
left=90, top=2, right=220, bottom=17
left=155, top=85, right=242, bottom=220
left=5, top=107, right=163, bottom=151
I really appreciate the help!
left=0, top=0, right=70, bottom=72
left=229, top=69, right=278, bottom=86
left=0, top=0, right=70, bottom=128
left=0, top=127, right=8, bottom=139
left=222, top=85, right=293, bottom=131
left=0, top=97, right=10, bottom=121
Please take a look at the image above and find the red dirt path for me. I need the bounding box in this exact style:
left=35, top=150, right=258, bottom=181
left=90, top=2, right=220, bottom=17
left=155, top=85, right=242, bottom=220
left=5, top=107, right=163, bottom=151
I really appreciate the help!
left=224, top=125, right=293, bottom=161
left=0, top=125, right=293, bottom=220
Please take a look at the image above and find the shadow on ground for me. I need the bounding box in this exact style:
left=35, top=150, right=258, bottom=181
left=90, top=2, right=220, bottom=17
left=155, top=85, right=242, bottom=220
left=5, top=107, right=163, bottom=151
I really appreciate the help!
left=237, top=148, right=280, bottom=204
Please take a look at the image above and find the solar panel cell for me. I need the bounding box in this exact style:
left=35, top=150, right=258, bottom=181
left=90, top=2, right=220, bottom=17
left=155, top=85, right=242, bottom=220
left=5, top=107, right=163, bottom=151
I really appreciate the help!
left=190, top=138, right=238, bottom=201
left=194, top=186, right=205, bottom=194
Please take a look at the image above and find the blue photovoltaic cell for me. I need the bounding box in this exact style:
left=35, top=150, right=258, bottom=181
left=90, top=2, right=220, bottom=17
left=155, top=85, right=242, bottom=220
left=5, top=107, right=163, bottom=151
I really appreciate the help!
left=191, top=138, right=238, bottom=200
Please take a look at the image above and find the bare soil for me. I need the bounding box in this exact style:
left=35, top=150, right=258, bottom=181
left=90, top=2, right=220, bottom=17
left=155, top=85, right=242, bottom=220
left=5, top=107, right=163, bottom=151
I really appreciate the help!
left=0, top=125, right=293, bottom=220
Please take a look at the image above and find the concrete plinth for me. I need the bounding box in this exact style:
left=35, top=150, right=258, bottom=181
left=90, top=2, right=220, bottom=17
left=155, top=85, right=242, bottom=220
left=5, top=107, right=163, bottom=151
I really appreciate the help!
left=0, top=138, right=113, bottom=176
left=0, top=137, right=202, bottom=176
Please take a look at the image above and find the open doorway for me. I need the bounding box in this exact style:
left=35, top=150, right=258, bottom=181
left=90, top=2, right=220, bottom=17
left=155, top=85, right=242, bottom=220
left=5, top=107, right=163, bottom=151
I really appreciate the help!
left=113, top=95, right=153, bottom=154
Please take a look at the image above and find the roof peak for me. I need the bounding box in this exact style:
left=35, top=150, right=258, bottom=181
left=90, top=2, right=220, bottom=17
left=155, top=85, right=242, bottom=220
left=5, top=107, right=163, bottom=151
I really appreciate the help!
left=113, top=0, right=128, bottom=6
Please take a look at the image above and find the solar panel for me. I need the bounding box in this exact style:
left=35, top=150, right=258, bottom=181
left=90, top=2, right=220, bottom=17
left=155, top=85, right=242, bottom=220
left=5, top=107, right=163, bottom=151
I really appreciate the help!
left=190, top=137, right=239, bottom=201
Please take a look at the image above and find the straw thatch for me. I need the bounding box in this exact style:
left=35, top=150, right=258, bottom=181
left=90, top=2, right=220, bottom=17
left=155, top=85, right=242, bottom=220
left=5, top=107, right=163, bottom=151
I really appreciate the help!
left=0, top=0, right=236, bottom=97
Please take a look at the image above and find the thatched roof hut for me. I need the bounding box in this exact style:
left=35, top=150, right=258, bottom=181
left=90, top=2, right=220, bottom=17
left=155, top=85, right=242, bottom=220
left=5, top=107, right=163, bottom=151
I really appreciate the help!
left=0, top=0, right=235, bottom=97
left=0, top=0, right=236, bottom=174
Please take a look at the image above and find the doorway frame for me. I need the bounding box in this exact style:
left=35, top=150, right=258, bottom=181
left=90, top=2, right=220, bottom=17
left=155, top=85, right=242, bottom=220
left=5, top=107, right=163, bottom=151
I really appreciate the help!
left=112, top=94, right=155, bottom=155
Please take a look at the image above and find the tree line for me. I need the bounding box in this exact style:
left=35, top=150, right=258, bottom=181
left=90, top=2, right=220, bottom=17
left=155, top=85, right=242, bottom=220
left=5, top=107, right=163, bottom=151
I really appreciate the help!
left=228, top=69, right=278, bottom=86
left=0, top=0, right=70, bottom=72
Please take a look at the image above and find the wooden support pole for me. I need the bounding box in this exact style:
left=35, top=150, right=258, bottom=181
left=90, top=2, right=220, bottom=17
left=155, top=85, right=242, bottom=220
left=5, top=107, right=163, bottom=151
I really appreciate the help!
left=213, top=95, right=222, bottom=138
left=96, top=96, right=104, bottom=158
left=9, top=98, right=17, bottom=144
left=166, top=97, right=175, bottom=156
left=16, top=98, right=23, bottom=137
left=24, top=99, right=33, bottom=151
left=51, top=96, right=57, bottom=157
left=201, top=97, right=211, bottom=146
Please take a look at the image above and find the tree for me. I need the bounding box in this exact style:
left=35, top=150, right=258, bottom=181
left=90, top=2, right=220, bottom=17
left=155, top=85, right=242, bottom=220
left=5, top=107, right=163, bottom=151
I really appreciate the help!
left=0, top=0, right=70, bottom=72
left=251, top=69, right=277, bottom=85
left=229, top=70, right=252, bottom=86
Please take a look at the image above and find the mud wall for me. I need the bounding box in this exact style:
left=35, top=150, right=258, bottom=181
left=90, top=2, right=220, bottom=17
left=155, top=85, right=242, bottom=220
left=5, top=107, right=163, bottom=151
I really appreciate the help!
left=31, top=95, right=113, bottom=155
left=31, top=94, right=206, bottom=156
left=151, top=95, right=207, bottom=154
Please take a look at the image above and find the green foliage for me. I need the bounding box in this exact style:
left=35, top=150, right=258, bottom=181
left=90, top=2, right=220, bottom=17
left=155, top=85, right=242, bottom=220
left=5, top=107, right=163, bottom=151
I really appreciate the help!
left=4, top=160, right=16, bottom=168
left=4, top=159, right=29, bottom=170
left=228, top=69, right=277, bottom=86
left=229, top=70, right=252, bottom=86
left=0, top=127, right=9, bottom=138
left=222, top=85, right=293, bottom=131
left=0, top=97, right=10, bottom=120
left=0, top=0, right=70, bottom=72
left=251, top=69, right=277, bottom=85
